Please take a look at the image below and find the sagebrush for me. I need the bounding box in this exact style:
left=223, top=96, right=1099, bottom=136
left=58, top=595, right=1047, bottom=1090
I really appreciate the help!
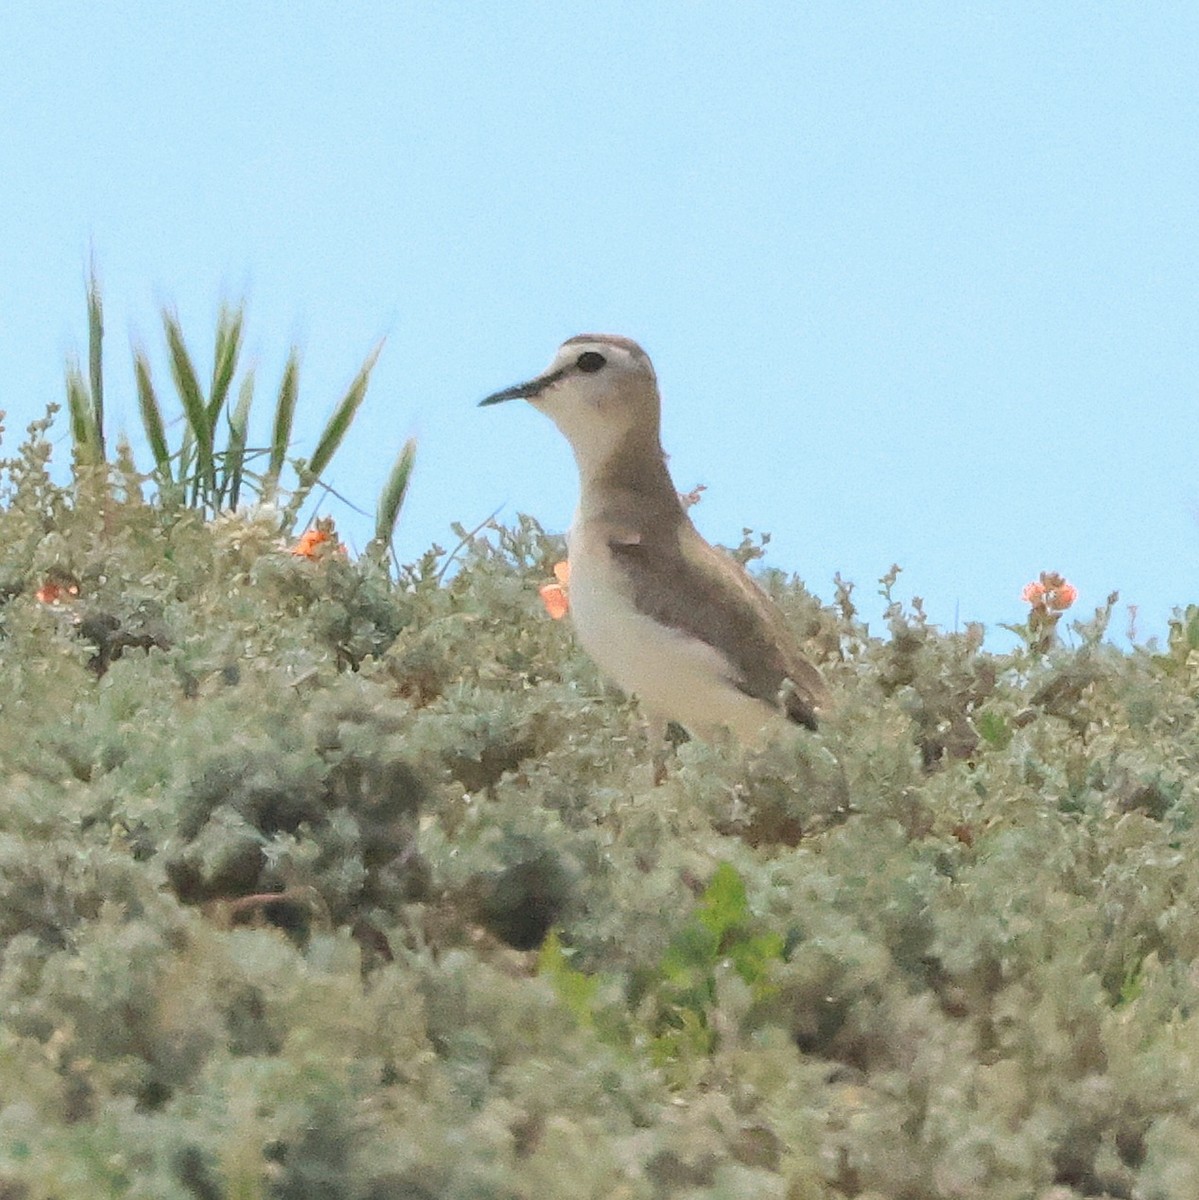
left=2, top=411, right=1199, bottom=1199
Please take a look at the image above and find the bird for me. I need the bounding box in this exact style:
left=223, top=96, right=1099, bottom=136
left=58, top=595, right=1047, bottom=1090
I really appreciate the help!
left=480, top=334, right=827, bottom=753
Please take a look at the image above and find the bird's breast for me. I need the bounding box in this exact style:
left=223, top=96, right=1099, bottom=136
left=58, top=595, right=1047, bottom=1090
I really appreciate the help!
left=566, top=521, right=776, bottom=740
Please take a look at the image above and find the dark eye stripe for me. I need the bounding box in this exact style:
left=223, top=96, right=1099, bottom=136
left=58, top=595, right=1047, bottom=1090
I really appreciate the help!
left=575, top=351, right=606, bottom=373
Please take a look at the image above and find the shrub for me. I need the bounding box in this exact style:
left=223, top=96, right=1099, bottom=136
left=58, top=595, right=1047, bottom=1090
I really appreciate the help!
left=5, top=407, right=1199, bottom=1197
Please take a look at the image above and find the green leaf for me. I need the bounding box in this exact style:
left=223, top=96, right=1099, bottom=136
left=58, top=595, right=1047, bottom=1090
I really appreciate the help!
left=267, top=349, right=300, bottom=491
left=660, top=923, right=721, bottom=982
left=208, top=303, right=244, bottom=428
left=728, top=930, right=785, bottom=992
left=374, top=437, right=417, bottom=548
left=289, top=341, right=382, bottom=516
left=648, top=1008, right=714, bottom=1074
left=696, top=862, right=749, bottom=940
left=976, top=710, right=1012, bottom=750
left=223, top=372, right=255, bottom=510
left=307, top=341, right=382, bottom=484
left=86, top=270, right=105, bottom=459
left=64, top=362, right=86, bottom=442
left=64, top=360, right=101, bottom=467
left=133, top=349, right=171, bottom=480
left=164, top=310, right=214, bottom=501
left=538, top=931, right=599, bottom=1028
left=177, top=424, right=195, bottom=494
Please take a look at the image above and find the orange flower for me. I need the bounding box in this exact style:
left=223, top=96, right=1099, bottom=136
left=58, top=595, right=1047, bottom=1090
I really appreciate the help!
left=290, top=521, right=346, bottom=561
left=35, top=573, right=80, bottom=606
left=1021, top=581, right=1046, bottom=605
left=1022, top=572, right=1077, bottom=613
left=539, top=560, right=570, bottom=619
left=1050, top=582, right=1079, bottom=611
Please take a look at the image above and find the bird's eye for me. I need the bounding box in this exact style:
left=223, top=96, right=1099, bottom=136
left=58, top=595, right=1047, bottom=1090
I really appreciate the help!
left=575, top=351, right=606, bottom=373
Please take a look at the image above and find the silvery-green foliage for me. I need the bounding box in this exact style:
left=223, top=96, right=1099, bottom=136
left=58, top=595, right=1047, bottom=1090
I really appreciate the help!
left=4, top=425, right=1199, bottom=1197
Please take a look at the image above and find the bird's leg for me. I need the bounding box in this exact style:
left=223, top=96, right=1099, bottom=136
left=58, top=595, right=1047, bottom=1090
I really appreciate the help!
left=648, top=715, right=671, bottom=786
left=647, top=715, right=691, bottom=785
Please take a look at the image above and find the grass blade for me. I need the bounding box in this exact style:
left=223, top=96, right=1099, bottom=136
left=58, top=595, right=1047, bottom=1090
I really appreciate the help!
left=308, top=341, right=382, bottom=482
left=164, top=310, right=215, bottom=502
left=375, top=437, right=417, bottom=548
left=178, top=426, right=196, bottom=500
left=291, top=340, right=383, bottom=512
left=208, top=304, right=244, bottom=428
left=133, top=349, right=171, bottom=480
left=86, top=272, right=105, bottom=459
left=224, top=372, right=255, bottom=510
left=65, top=359, right=101, bottom=467
left=266, top=349, right=300, bottom=493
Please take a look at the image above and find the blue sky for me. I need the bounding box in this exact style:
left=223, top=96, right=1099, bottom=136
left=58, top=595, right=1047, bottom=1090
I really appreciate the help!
left=2, top=4, right=1196, bottom=644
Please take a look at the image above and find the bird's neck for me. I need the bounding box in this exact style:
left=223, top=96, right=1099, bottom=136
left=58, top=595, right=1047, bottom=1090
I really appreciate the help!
left=573, top=426, right=684, bottom=532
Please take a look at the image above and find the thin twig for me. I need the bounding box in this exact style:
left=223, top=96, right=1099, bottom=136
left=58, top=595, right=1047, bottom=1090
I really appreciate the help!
left=435, top=506, right=504, bottom=584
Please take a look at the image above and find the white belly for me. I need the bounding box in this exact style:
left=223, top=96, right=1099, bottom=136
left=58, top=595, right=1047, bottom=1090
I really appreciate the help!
left=566, top=529, right=775, bottom=742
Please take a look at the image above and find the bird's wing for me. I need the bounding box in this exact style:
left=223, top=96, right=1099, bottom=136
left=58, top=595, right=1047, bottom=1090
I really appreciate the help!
left=606, top=520, right=827, bottom=729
